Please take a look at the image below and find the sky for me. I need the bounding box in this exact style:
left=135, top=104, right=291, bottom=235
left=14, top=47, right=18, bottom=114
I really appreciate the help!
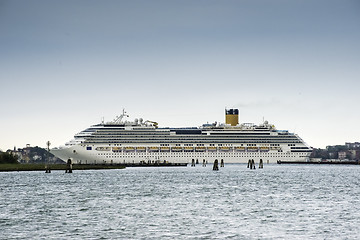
left=1, top=0, right=360, bottom=151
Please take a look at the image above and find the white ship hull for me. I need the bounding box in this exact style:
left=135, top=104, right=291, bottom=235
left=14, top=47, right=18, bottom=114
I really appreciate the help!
left=51, top=143, right=311, bottom=164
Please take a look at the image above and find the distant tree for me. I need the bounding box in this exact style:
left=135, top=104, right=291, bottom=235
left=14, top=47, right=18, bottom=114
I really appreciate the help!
left=310, top=148, right=330, bottom=159
left=0, top=152, right=19, bottom=164
left=327, top=145, right=348, bottom=153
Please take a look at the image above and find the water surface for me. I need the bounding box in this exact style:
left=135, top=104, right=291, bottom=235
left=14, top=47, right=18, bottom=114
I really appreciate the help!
left=1, top=164, right=359, bottom=239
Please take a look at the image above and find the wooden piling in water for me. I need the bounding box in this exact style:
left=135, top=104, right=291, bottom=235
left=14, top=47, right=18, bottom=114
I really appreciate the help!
left=252, top=159, right=256, bottom=169
left=213, top=159, right=219, bottom=171
left=259, top=159, right=263, bottom=168
left=191, top=159, right=195, bottom=167
left=220, top=159, right=224, bottom=167
left=45, top=140, right=51, bottom=173
left=45, top=165, right=51, bottom=173
left=65, top=159, right=73, bottom=173
left=202, top=159, right=206, bottom=167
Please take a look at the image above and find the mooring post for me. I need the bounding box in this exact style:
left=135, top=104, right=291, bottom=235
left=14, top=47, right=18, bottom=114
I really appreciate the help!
left=248, top=159, right=251, bottom=169
left=213, top=159, right=219, bottom=171
left=45, top=165, right=51, bottom=173
left=65, top=159, right=73, bottom=173
left=259, top=159, right=263, bottom=168
left=191, top=159, right=195, bottom=167
left=220, top=159, right=224, bottom=167
left=203, top=159, right=206, bottom=167
left=252, top=159, right=256, bottom=169
left=196, top=159, right=199, bottom=164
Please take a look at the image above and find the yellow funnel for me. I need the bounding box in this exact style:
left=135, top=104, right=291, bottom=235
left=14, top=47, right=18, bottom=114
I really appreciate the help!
left=225, top=109, right=239, bottom=126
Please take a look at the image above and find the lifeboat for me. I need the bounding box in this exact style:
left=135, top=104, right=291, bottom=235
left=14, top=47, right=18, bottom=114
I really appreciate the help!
left=234, top=147, right=245, bottom=152
left=96, top=147, right=111, bottom=151
left=207, top=146, right=217, bottom=152
left=260, top=147, right=270, bottom=152
left=148, top=147, right=159, bottom=152
left=136, top=147, right=146, bottom=152
left=219, top=147, right=231, bottom=152
left=195, top=146, right=206, bottom=152
left=247, top=147, right=259, bottom=152
left=160, top=147, right=170, bottom=152
left=184, top=147, right=194, bottom=152
left=270, top=147, right=281, bottom=150
left=112, top=147, right=122, bottom=152
left=124, top=147, right=135, bottom=152
left=171, top=147, right=183, bottom=152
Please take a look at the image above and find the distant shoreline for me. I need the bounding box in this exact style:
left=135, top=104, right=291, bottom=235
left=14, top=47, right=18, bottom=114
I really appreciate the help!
left=277, top=160, right=359, bottom=165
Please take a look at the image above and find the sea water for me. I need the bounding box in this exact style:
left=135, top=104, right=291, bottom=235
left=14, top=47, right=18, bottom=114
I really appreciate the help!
left=1, top=164, right=360, bottom=239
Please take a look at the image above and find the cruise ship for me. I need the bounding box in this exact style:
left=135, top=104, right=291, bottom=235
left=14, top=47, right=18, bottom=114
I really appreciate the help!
left=51, top=109, right=312, bottom=164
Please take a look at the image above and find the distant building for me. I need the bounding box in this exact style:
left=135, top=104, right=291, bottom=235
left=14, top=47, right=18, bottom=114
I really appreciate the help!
left=338, top=151, right=347, bottom=160
left=326, top=145, right=347, bottom=152
left=345, top=142, right=360, bottom=149
left=328, top=152, right=336, bottom=159
left=349, top=150, right=360, bottom=160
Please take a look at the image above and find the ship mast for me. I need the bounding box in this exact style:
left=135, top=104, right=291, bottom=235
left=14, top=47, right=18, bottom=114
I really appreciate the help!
left=112, top=109, right=129, bottom=124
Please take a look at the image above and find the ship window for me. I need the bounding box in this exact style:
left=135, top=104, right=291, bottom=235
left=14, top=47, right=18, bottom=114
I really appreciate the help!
left=87, top=147, right=92, bottom=150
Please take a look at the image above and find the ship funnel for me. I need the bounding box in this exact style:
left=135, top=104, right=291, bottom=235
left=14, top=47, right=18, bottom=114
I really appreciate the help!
left=225, top=109, right=239, bottom=126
